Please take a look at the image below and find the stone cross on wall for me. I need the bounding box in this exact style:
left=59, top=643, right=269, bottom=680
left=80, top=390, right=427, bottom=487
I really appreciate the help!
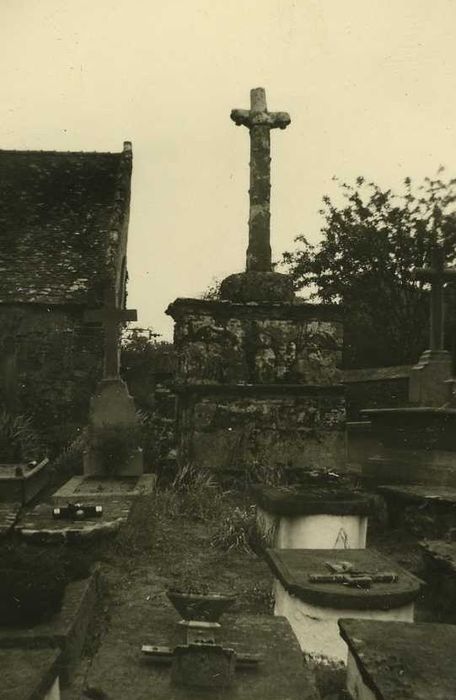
left=415, top=244, right=456, bottom=352
left=231, top=88, right=290, bottom=273
left=84, top=285, right=137, bottom=379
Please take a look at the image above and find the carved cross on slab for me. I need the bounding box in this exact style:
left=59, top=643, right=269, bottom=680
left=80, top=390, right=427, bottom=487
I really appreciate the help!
left=414, top=244, right=456, bottom=352
left=84, top=285, right=137, bottom=379
left=231, top=88, right=290, bottom=273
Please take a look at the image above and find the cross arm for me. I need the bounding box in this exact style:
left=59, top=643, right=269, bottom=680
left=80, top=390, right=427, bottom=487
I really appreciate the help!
left=230, top=109, right=291, bottom=130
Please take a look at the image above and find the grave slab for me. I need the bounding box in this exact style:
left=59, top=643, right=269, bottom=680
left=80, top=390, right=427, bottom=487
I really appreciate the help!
left=86, top=602, right=319, bottom=700
left=264, top=548, right=423, bottom=664
left=253, top=484, right=371, bottom=549
left=15, top=498, right=132, bottom=543
left=1, top=648, right=61, bottom=700
left=338, top=618, right=456, bottom=700
left=0, top=573, right=98, bottom=686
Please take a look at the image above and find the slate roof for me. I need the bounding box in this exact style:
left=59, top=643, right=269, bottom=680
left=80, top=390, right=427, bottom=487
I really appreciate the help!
left=0, top=143, right=132, bottom=305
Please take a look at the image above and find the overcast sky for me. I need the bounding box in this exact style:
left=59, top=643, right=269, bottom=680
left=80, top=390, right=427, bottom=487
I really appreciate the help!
left=2, top=1, right=456, bottom=338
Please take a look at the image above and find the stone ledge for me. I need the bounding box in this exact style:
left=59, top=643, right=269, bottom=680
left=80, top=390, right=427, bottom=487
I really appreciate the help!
left=252, top=485, right=373, bottom=517
left=166, top=297, right=342, bottom=322
left=0, top=572, right=98, bottom=686
left=173, top=383, right=345, bottom=396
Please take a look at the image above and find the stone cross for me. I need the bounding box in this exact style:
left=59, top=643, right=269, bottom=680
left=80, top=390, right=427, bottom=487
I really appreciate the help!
left=415, top=243, right=456, bottom=351
left=84, top=285, right=137, bottom=379
left=231, top=88, right=290, bottom=272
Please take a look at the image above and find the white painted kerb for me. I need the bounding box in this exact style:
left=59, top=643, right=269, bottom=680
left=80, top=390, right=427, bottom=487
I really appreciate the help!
left=257, top=507, right=368, bottom=549
left=273, top=580, right=414, bottom=664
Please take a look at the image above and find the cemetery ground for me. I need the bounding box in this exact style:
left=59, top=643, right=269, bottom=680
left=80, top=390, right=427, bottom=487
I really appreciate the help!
left=29, top=467, right=442, bottom=700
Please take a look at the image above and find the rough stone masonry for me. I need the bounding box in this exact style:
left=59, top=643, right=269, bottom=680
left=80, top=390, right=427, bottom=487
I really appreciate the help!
left=167, top=88, right=346, bottom=475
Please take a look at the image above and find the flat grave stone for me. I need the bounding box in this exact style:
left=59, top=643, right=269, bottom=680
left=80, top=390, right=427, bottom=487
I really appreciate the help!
left=14, top=498, right=132, bottom=543
left=338, top=618, right=456, bottom=699
left=86, top=602, right=319, bottom=699
left=15, top=474, right=156, bottom=543
left=253, top=484, right=371, bottom=549
left=264, top=548, right=423, bottom=664
left=1, top=648, right=61, bottom=700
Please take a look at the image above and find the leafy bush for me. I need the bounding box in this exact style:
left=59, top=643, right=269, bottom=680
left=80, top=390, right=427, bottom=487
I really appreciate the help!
left=92, top=424, right=141, bottom=475
left=0, top=411, right=44, bottom=463
left=210, top=505, right=263, bottom=555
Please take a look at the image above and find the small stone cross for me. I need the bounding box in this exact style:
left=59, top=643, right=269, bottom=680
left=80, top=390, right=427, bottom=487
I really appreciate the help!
left=415, top=243, right=456, bottom=351
left=84, top=285, right=137, bottom=379
left=231, top=88, right=290, bottom=272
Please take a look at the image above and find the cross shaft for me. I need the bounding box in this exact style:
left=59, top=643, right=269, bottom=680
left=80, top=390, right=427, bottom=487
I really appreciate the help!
left=415, top=244, right=456, bottom=351
left=231, top=88, right=290, bottom=272
left=84, top=285, right=137, bottom=378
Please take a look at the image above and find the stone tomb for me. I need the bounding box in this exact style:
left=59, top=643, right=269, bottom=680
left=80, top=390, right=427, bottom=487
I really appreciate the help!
left=1, top=648, right=61, bottom=700
left=338, top=618, right=456, bottom=699
left=253, top=484, right=371, bottom=549
left=88, top=603, right=319, bottom=699
left=264, top=548, right=423, bottom=664
left=16, top=475, right=155, bottom=543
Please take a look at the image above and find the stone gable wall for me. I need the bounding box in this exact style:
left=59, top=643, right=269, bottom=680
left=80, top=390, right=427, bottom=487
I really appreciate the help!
left=0, top=304, right=103, bottom=450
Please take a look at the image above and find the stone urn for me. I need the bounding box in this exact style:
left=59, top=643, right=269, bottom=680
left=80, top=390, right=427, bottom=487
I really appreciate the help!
left=166, top=590, right=236, bottom=622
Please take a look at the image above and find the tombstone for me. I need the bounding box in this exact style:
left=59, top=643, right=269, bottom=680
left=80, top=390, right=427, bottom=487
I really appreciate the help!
left=167, top=88, right=345, bottom=476
left=83, top=284, right=143, bottom=477
left=339, top=618, right=456, bottom=699
left=264, top=548, right=423, bottom=664
left=253, top=481, right=372, bottom=549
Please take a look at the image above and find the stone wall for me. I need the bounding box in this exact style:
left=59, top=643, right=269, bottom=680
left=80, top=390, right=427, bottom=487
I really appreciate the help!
left=0, top=304, right=103, bottom=449
left=167, top=298, right=346, bottom=474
